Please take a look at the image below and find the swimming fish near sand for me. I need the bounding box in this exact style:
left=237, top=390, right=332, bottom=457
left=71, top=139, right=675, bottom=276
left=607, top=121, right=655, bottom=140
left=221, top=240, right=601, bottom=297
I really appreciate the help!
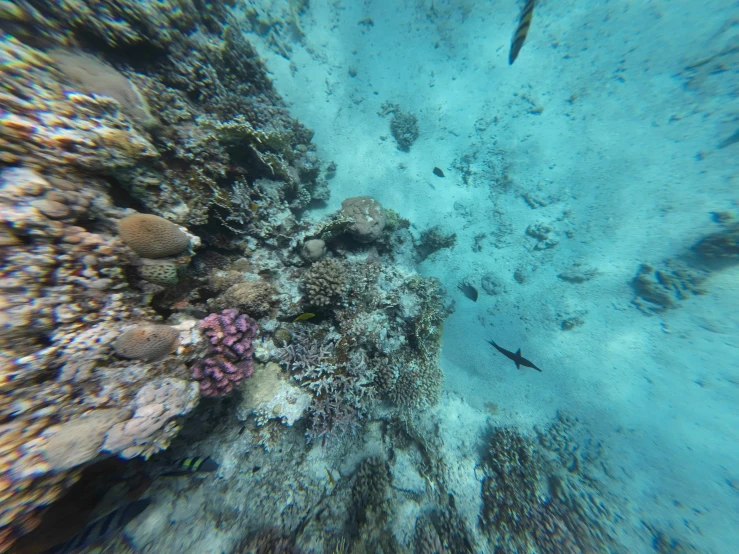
left=160, top=456, right=219, bottom=477
left=45, top=498, right=151, bottom=554
left=487, top=339, right=543, bottom=372
left=509, top=0, right=536, bottom=65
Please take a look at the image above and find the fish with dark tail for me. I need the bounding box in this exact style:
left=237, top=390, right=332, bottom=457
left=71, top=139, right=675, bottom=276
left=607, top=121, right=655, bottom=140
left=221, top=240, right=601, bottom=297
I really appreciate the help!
left=487, top=339, right=542, bottom=372
left=509, top=0, right=536, bottom=65
left=45, top=498, right=151, bottom=554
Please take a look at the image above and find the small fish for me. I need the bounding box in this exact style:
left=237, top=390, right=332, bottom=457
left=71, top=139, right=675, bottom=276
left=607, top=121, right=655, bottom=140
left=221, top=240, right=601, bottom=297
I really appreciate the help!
left=325, top=467, right=336, bottom=486
left=457, top=282, right=479, bottom=302
left=487, top=339, right=542, bottom=372
left=46, top=498, right=151, bottom=554
left=293, top=312, right=316, bottom=322
left=433, top=167, right=445, bottom=177
left=509, top=0, right=536, bottom=65
left=160, top=456, right=219, bottom=477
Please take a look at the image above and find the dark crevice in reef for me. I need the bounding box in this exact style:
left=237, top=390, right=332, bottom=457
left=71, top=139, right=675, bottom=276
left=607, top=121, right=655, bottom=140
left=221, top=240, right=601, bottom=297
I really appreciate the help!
left=105, top=176, right=149, bottom=213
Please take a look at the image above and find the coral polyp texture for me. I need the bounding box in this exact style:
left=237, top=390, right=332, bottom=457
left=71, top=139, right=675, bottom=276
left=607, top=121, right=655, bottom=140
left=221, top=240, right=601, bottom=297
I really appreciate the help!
left=192, top=309, right=258, bottom=397
left=113, top=324, right=181, bottom=362
left=118, top=213, right=191, bottom=259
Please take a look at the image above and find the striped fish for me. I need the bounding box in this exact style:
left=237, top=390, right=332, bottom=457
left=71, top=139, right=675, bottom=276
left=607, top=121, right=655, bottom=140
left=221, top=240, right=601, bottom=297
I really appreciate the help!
left=47, top=498, right=150, bottom=554
left=160, top=456, right=219, bottom=477
left=509, top=0, right=536, bottom=65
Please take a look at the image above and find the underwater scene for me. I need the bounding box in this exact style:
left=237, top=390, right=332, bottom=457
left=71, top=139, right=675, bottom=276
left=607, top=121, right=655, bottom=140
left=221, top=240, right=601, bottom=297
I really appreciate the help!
left=1, top=0, right=737, bottom=552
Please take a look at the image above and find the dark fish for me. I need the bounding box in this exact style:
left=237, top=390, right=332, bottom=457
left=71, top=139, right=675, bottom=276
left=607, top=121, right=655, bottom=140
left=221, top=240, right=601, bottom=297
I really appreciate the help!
left=509, top=0, right=536, bottom=65
left=487, top=339, right=542, bottom=372
left=457, top=282, right=478, bottom=302
left=46, top=498, right=151, bottom=554
left=160, top=456, right=219, bottom=477
left=433, top=167, right=445, bottom=177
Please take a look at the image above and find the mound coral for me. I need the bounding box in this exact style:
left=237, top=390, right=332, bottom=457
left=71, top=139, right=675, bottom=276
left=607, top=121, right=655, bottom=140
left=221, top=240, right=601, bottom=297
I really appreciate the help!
left=118, top=213, right=190, bottom=259
left=113, top=324, right=180, bottom=362
left=340, top=196, right=386, bottom=243
left=192, top=309, right=258, bottom=397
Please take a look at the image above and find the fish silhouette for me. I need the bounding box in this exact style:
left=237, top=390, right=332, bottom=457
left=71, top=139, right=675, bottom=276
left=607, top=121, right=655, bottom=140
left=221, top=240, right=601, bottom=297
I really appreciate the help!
left=487, top=339, right=542, bottom=372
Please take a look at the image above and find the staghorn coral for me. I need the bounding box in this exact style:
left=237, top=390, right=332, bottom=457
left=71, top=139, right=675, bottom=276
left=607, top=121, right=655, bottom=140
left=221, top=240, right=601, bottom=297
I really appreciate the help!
left=113, top=324, right=180, bottom=362
left=192, top=309, right=258, bottom=397
left=302, top=259, right=347, bottom=308
left=118, top=213, right=191, bottom=259
left=277, top=327, right=374, bottom=443
left=340, top=196, right=387, bottom=243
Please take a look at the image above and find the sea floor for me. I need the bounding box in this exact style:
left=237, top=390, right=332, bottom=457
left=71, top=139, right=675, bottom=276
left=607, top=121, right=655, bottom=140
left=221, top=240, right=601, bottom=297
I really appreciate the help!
left=235, top=0, right=739, bottom=552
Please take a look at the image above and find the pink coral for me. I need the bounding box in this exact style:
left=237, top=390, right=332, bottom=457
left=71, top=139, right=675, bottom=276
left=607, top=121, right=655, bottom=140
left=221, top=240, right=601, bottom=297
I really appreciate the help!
left=192, top=309, right=257, bottom=397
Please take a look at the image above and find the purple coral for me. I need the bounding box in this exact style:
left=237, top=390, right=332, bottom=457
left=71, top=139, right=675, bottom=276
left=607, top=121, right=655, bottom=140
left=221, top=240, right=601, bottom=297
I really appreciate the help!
left=192, top=309, right=257, bottom=397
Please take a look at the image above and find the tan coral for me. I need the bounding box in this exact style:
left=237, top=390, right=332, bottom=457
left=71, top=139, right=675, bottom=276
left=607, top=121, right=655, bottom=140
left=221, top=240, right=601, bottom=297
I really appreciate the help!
left=302, top=259, right=348, bottom=308
left=113, top=324, right=180, bottom=362
left=210, top=279, right=278, bottom=318
left=118, top=213, right=190, bottom=259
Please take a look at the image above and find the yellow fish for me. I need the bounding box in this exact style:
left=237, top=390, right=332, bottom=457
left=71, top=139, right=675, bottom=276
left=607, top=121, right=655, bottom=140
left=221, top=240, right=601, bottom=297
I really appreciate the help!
left=509, top=0, right=536, bottom=65
left=325, top=467, right=336, bottom=486
left=293, top=313, right=316, bottom=322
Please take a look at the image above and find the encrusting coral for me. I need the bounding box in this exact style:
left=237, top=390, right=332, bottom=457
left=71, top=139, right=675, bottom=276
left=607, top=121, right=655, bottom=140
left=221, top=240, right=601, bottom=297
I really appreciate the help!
left=192, top=309, right=258, bottom=397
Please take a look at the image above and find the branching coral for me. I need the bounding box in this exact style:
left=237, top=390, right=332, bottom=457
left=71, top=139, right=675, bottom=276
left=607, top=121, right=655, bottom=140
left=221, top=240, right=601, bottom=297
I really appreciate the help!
left=277, top=328, right=375, bottom=443
left=192, top=309, right=258, bottom=397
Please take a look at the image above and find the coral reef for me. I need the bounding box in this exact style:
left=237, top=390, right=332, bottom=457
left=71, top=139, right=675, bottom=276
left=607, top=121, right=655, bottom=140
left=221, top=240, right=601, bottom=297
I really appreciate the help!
left=632, top=261, right=707, bottom=314
left=49, top=49, right=156, bottom=129
left=302, top=259, right=348, bottom=308
left=113, top=324, right=181, bottom=362
left=480, top=424, right=622, bottom=553
left=692, top=222, right=739, bottom=260
left=118, top=214, right=191, bottom=259
left=340, top=196, right=387, bottom=243
left=415, top=226, right=457, bottom=262
left=379, top=103, right=420, bottom=151
left=192, top=309, right=258, bottom=397
left=352, top=456, right=391, bottom=526
left=208, top=279, right=277, bottom=318
left=301, top=238, right=326, bottom=261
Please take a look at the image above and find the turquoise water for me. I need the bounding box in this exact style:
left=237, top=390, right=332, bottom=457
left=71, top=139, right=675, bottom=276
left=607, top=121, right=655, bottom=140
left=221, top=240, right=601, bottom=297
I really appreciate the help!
left=2, top=0, right=737, bottom=552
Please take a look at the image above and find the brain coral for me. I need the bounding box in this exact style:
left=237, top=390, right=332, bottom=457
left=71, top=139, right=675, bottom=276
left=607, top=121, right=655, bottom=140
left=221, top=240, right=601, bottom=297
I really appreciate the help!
left=113, top=324, right=180, bottom=362
left=118, top=213, right=190, bottom=258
